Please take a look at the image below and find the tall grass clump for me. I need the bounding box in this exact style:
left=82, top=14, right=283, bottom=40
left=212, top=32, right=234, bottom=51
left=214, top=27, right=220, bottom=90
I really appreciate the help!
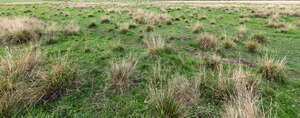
left=148, top=76, right=200, bottom=118
left=119, top=23, right=129, bottom=33
left=246, top=40, right=260, bottom=53
left=237, top=25, right=247, bottom=40
left=148, top=87, right=182, bottom=118
left=144, top=33, right=173, bottom=56
left=100, top=16, right=111, bottom=24
left=223, top=39, right=236, bottom=49
left=131, top=9, right=171, bottom=25
left=0, top=47, right=77, bottom=117
left=251, top=33, right=267, bottom=43
left=192, top=22, right=204, bottom=33
left=63, top=22, right=80, bottom=35
left=0, top=18, right=47, bottom=45
left=222, top=67, right=263, bottom=118
left=107, top=58, right=138, bottom=93
left=197, top=33, right=217, bottom=49
left=258, top=56, right=286, bottom=82
left=222, top=90, right=263, bottom=118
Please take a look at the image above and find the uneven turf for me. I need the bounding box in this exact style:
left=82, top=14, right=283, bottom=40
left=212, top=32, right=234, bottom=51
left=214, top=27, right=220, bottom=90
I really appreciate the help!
left=0, top=1, right=299, bottom=118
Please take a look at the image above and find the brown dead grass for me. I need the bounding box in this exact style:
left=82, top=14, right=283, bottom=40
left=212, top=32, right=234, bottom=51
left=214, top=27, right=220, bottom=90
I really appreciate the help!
left=0, top=18, right=46, bottom=45
left=0, top=46, right=77, bottom=117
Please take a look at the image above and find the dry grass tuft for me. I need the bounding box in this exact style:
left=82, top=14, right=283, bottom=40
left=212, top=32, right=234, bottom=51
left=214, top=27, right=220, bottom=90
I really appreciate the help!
left=119, top=23, right=129, bottom=33
left=203, top=54, right=222, bottom=71
left=258, top=56, right=286, bottom=82
left=0, top=18, right=47, bottom=45
left=246, top=40, right=260, bottom=53
left=63, top=22, right=80, bottom=35
left=223, top=39, right=236, bottom=49
left=266, top=19, right=285, bottom=29
left=107, top=58, right=137, bottom=93
left=192, top=22, right=204, bottom=33
left=296, top=20, right=300, bottom=26
left=146, top=25, right=154, bottom=32
left=148, top=87, right=182, bottom=118
left=144, top=33, right=173, bottom=56
left=131, top=9, right=171, bottom=25
left=251, top=33, right=267, bottom=43
left=222, top=90, right=262, bottom=118
left=222, top=66, right=263, bottom=118
left=237, top=25, right=247, bottom=40
left=167, top=76, right=200, bottom=106
left=100, top=16, right=110, bottom=24
left=210, top=19, right=216, bottom=25
left=148, top=75, right=200, bottom=118
left=197, top=33, right=216, bottom=49
left=253, top=10, right=270, bottom=18
left=0, top=47, right=76, bottom=117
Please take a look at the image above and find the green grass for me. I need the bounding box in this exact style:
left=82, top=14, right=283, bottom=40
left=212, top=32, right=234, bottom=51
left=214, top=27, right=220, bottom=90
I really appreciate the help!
left=0, top=2, right=299, bottom=118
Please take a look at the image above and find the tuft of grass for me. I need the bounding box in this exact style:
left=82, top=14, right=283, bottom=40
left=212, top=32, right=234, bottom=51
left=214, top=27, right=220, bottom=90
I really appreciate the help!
left=63, top=22, right=80, bottom=35
left=128, top=22, right=137, bottom=29
left=253, top=10, right=269, bottom=18
left=168, top=76, right=200, bottom=106
left=131, top=9, right=171, bottom=25
left=246, top=40, right=260, bottom=53
left=107, top=58, right=137, bottom=93
left=222, top=66, right=263, bottom=118
left=148, top=87, right=182, bottom=118
left=266, top=19, right=285, bottom=29
left=144, top=33, right=173, bottom=56
left=199, top=15, right=207, bottom=20
left=88, top=22, right=97, bottom=28
left=237, top=25, right=247, bottom=40
left=0, top=18, right=46, bottom=45
left=148, top=75, right=199, bottom=118
left=203, top=54, right=222, bottom=71
left=166, top=19, right=173, bottom=25
left=119, top=23, right=129, bottom=33
left=0, top=47, right=76, bottom=117
left=192, top=22, right=204, bottom=33
left=146, top=25, right=154, bottom=32
left=251, top=33, right=267, bottom=43
left=210, top=19, right=216, bottom=24
left=100, top=16, right=110, bottom=24
left=223, top=39, right=236, bottom=49
left=296, top=20, right=300, bottom=26
left=197, top=33, right=216, bottom=49
left=222, top=90, right=262, bottom=118
left=258, top=56, right=286, bottom=82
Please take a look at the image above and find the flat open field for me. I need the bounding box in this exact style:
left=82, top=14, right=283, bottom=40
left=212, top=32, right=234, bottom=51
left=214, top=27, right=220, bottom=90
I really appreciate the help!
left=0, top=1, right=299, bottom=118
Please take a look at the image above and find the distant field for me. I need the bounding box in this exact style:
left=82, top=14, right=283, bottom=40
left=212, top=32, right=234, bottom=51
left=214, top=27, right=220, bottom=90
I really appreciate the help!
left=0, top=1, right=299, bottom=118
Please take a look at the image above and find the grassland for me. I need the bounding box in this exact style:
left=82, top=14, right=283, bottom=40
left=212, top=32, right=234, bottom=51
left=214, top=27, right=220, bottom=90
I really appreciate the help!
left=0, top=1, right=299, bottom=118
